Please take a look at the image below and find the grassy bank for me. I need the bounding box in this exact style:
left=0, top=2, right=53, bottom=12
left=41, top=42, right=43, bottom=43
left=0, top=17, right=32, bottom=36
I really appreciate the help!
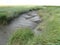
left=38, top=6, right=60, bottom=45
left=0, top=6, right=41, bottom=25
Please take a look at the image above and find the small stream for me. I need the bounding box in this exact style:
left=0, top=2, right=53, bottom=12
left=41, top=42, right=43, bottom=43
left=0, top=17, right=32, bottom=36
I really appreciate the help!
left=0, top=11, right=41, bottom=45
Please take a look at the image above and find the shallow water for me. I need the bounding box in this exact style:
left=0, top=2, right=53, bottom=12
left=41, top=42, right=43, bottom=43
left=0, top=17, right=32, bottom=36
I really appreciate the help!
left=0, top=11, right=41, bottom=45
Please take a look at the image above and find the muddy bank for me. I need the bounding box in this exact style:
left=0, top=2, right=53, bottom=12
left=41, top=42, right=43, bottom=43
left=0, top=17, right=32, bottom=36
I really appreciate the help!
left=0, top=8, right=40, bottom=25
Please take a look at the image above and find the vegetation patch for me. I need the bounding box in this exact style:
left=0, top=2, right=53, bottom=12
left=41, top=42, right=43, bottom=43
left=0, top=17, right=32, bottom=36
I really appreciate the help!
left=8, top=28, right=34, bottom=45
left=38, top=6, right=60, bottom=45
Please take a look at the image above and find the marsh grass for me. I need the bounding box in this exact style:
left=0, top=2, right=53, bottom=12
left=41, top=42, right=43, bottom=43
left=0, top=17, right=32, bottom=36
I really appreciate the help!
left=38, top=6, right=60, bottom=45
left=8, top=28, right=43, bottom=45
left=8, top=28, right=34, bottom=45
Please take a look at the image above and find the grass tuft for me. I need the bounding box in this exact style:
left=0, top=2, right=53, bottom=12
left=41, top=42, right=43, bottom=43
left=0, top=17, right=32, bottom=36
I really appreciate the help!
left=8, top=28, right=34, bottom=45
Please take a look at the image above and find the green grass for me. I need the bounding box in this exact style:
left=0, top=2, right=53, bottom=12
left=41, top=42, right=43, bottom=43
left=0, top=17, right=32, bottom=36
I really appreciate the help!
left=8, top=28, right=42, bottom=45
left=38, top=6, right=60, bottom=45
left=8, top=28, right=34, bottom=45
left=0, top=6, right=41, bottom=25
